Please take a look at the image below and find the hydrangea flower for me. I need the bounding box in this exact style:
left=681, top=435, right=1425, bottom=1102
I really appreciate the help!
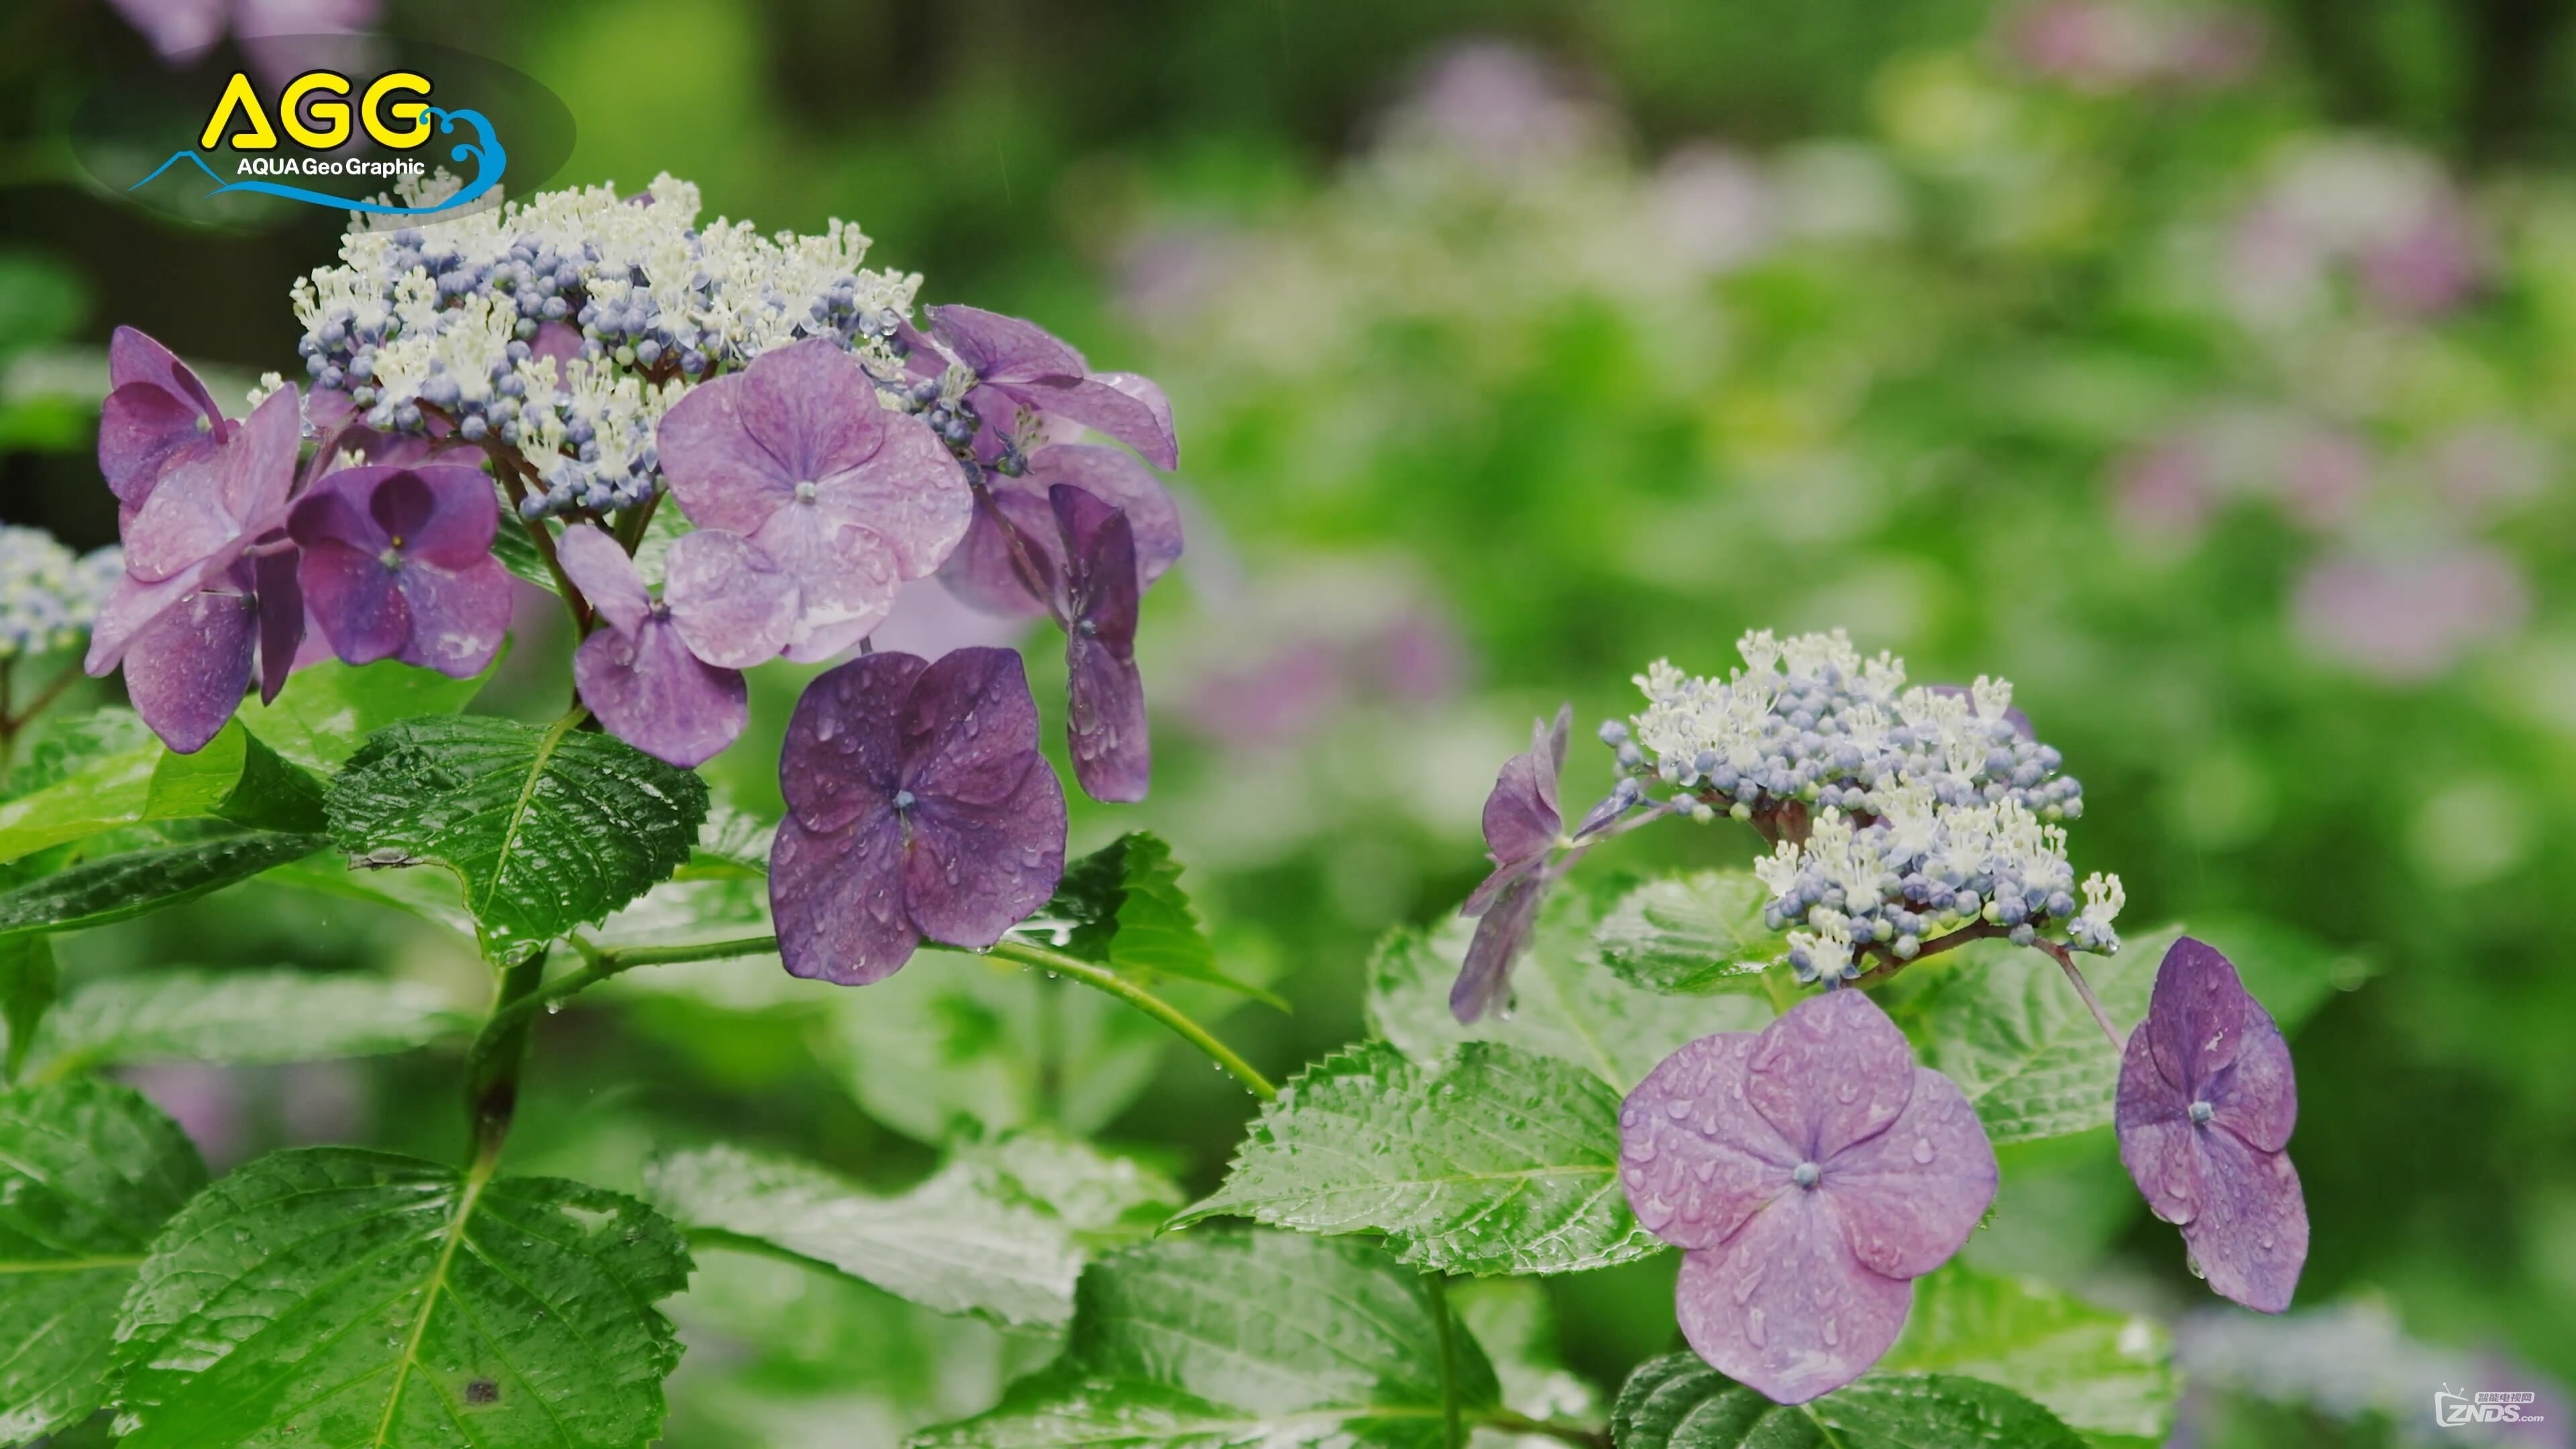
left=286, top=464, right=511, bottom=678
left=1448, top=704, right=1571, bottom=1022
left=555, top=523, right=797, bottom=767
left=937, top=443, right=1183, bottom=621
left=97, top=327, right=229, bottom=513
left=2116, top=936, right=2308, bottom=1313
left=906, top=306, right=1179, bottom=470
left=658, top=337, right=970, bottom=661
left=1051, top=483, right=1150, bottom=803
left=85, top=385, right=303, bottom=753
left=769, top=647, right=1067, bottom=985
left=1620, top=990, right=1999, bottom=1404
left=0, top=528, right=121, bottom=659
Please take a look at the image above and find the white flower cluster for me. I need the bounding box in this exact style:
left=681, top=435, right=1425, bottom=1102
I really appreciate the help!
left=0, top=527, right=121, bottom=659
left=287, top=172, right=924, bottom=516
left=1624, top=629, right=2121, bottom=980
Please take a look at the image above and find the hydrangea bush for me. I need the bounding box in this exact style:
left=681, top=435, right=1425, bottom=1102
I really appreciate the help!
left=0, top=175, right=2308, bottom=1449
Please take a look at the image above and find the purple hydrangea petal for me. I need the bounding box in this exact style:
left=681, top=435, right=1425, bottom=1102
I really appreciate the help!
left=122, top=386, right=300, bottom=583
left=374, top=465, right=497, bottom=568
left=663, top=528, right=800, bottom=669
left=388, top=556, right=511, bottom=678
left=780, top=649, right=924, bottom=834
left=1026, top=445, right=1183, bottom=586
left=121, top=565, right=260, bottom=755
left=1468, top=705, right=1571, bottom=913
left=1449, top=871, right=1544, bottom=1023
left=1013, top=375, right=1179, bottom=469
left=574, top=616, right=749, bottom=767
left=1619, top=1032, right=1799, bottom=1251
left=1742, top=989, right=1917, bottom=1163
left=254, top=546, right=303, bottom=704
left=814, top=402, right=973, bottom=580
left=749, top=502, right=902, bottom=662
left=771, top=808, right=917, bottom=985
left=937, top=482, right=1060, bottom=619
left=1077, top=371, right=1179, bottom=469
left=902, top=645, right=1048, bottom=800
left=85, top=568, right=203, bottom=676
left=2143, top=936, right=2256, bottom=1095
left=902, top=753, right=1067, bottom=949
left=2115, top=1044, right=2206, bottom=1225
left=1818, top=1066, right=1998, bottom=1278
left=99, top=382, right=217, bottom=508
left=554, top=523, right=653, bottom=637
left=109, top=327, right=223, bottom=423
left=2180, top=1126, right=2308, bottom=1313
left=1672, top=1193, right=1915, bottom=1405
left=2208, top=1010, right=2297, bottom=1154
left=656, top=337, right=877, bottom=535
left=295, top=539, right=412, bottom=665
left=1054, top=484, right=1150, bottom=803
left=926, top=304, right=1088, bottom=382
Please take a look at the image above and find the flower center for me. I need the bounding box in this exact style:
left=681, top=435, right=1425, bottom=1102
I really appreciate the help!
left=794, top=480, right=819, bottom=502
left=378, top=543, right=404, bottom=570
left=1075, top=618, right=1099, bottom=637
left=892, top=788, right=916, bottom=812
left=1790, top=1161, right=1821, bottom=1189
left=2188, top=1099, right=2214, bottom=1126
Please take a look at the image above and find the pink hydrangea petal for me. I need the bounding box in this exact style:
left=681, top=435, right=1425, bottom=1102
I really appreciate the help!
left=750, top=503, right=903, bottom=663
left=1819, top=1066, right=1997, bottom=1279
left=1672, top=1193, right=1914, bottom=1405
left=1012, top=375, right=1179, bottom=470
left=1619, top=1032, right=1800, bottom=1251
left=770, top=809, right=918, bottom=985
left=927, top=304, right=1087, bottom=382
left=2179, top=1127, right=2308, bottom=1313
left=2208, top=1010, right=2296, bottom=1154
left=297, top=541, right=412, bottom=665
left=899, top=647, right=1046, bottom=801
left=219, top=386, right=302, bottom=530
left=780, top=651, right=922, bottom=834
left=254, top=548, right=303, bottom=704
left=122, top=573, right=260, bottom=755
left=390, top=557, right=511, bottom=678
left=740, top=337, right=892, bottom=482
left=125, top=449, right=245, bottom=582
left=530, top=321, right=584, bottom=375
left=902, top=751, right=1067, bottom=950
left=99, top=382, right=216, bottom=508
left=1450, top=871, right=1544, bottom=1023
left=553, top=523, right=651, bottom=636
left=1743, top=990, right=1917, bottom=1162
left=657, top=374, right=795, bottom=535
left=2144, top=936, right=2254, bottom=1093
left=574, top=619, right=749, bottom=768
left=663, top=528, right=799, bottom=669
left=109, top=327, right=222, bottom=423
left=86, top=568, right=204, bottom=676
left=816, top=409, right=973, bottom=579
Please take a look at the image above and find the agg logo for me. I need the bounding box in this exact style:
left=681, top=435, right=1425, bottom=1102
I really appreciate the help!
left=2436, top=1386, right=2544, bottom=1428
left=130, top=66, right=504, bottom=217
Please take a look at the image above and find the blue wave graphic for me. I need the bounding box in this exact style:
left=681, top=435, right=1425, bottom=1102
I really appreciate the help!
left=129, top=107, right=506, bottom=216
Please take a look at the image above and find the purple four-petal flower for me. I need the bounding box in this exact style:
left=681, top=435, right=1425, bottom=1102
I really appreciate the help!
left=557, top=522, right=799, bottom=767
left=85, top=383, right=303, bottom=753
left=286, top=463, right=512, bottom=678
left=1620, top=989, right=2000, bottom=1405
left=657, top=336, right=970, bottom=662
left=769, top=647, right=1068, bottom=985
left=97, top=327, right=230, bottom=514
left=1051, top=483, right=1151, bottom=803
left=1449, top=705, right=1570, bottom=1023
left=938, top=443, right=1183, bottom=621
left=2115, top=936, right=2308, bottom=1313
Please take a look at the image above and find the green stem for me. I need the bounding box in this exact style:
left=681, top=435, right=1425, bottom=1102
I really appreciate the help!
left=953, top=938, right=1277, bottom=1101
left=1426, top=1271, right=1465, bottom=1449
left=460, top=948, right=551, bottom=1167
left=1478, top=1411, right=1610, bottom=1448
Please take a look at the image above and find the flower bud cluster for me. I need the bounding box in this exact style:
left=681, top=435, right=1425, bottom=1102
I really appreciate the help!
left=1617, top=629, right=2121, bottom=981
left=0, top=527, right=121, bottom=659
left=288, top=172, right=922, bottom=517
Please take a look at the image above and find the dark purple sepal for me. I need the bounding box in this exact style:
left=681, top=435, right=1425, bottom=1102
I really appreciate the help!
left=1053, top=484, right=1150, bottom=803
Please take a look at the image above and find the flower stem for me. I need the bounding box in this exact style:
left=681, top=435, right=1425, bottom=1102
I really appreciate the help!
left=2039, top=940, right=2127, bottom=1049
left=461, top=947, right=551, bottom=1167
left=1425, top=1271, right=1465, bottom=1449
left=955, top=938, right=1279, bottom=1101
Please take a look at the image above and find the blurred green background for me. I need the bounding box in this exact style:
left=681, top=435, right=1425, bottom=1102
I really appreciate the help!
left=5, top=0, right=2573, bottom=1443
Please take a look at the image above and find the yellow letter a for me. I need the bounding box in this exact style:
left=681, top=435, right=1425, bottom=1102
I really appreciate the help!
left=199, top=72, right=278, bottom=151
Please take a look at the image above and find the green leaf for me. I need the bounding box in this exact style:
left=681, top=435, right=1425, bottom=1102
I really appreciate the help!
left=0, top=831, right=327, bottom=938
left=1595, top=871, right=1788, bottom=994
left=680, top=804, right=773, bottom=879
left=21, top=969, right=470, bottom=1081
left=1896, top=926, right=2185, bottom=1146
left=0, top=1079, right=207, bottom=1448
left=1, top=708, right=153, bottom=798
left=908, top=1231, right=1500, bottom=1449
left=0, top=934, right=54, bottom=1081
left=1448, top=1278, right=1601, bottom=1434
left=111, top=1146, right=692, bottom=1449
left=488, top=521, right=561, bottom=594
left=1367, top=877, right=1774, bottom=1093
left=1182, top=1040, right=1656, bottom=1275
left=261, top=853, right=478, bottom=939
left=1883, top=1263, right=2177, bottom=1448
left=244, top=655, right=501, bottom=773
left=828, top=951, right=1248, bottom=1144
left=324, top=714, right=710, bottom=957
left=957, top=1131, right=1186, bottom=1252
left=647, top=1138, right=1175, bottom=1329
left=1026, top=833, right=1283, bottom=1008
left=1609, top=1354, right=2088, bottom=1449
left=0, top=719, right=324, bottom=864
